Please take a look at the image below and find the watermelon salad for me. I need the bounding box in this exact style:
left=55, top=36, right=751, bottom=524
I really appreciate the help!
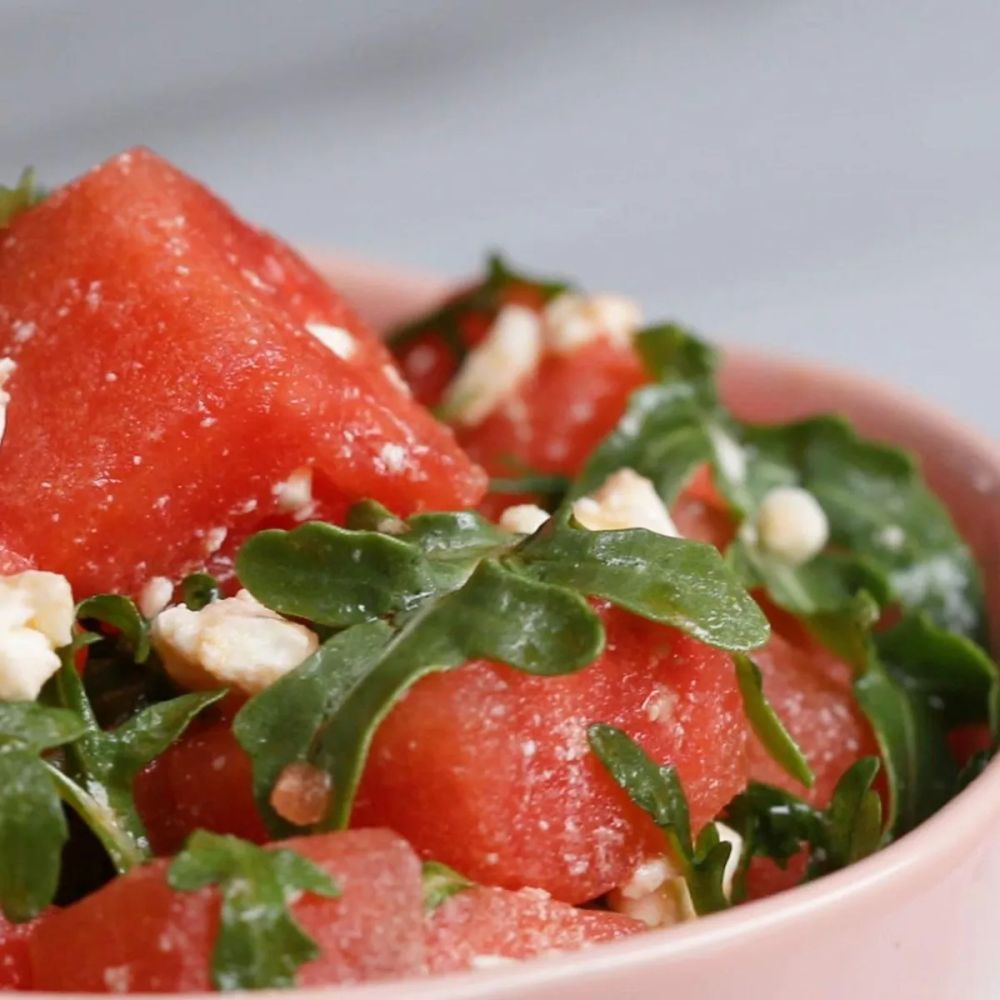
left=0, top=149, right=995, bottom=992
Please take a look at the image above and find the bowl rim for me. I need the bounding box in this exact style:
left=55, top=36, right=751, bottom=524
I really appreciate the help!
left=20, top=254, right=999, bottom=999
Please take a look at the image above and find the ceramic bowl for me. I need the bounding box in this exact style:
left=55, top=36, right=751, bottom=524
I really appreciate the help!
left=302, top=254, right=1000, bottom=1000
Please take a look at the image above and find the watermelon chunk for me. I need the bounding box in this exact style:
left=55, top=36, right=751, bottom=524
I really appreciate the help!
left=0, top=148, right=484, bottom=597
left=427, top=886, right=642, bottom=973
left=29, top=829, right=425, bottom=991
left=748, top=632, right=877, bottom=808
left=0, top=914, right=43, bottom=989
left=134, top=698, right=267, bottom=855
left=354, top=603, right=749, bottom=904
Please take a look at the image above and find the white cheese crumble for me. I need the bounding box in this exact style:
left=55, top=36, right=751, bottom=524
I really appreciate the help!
left=755, top=485, right=829, bottom=565
left=272, top=467, right=316, bottom=520
left=572, top=468, right=679, bottom=537
left=0, top=571, right=75, bottom=701
left=607, top=854, right=695, bottom=928
left=382, top=362, right=412, bottom=396
left=498, top=503, right=550, bottom=535
left=441, top=305, right=542, bottom=427
left=138, top=576, right=174, bottom=619
left=151, top=590, right=319, bottom=695
left=542, top=292, right=642, bottom=354
left=305, top=321, right=356, bottom=361
left=0, top=358, right=16, bottom=446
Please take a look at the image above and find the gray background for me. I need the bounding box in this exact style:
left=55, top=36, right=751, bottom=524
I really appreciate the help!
left=2, top=0, right=998, bottom=433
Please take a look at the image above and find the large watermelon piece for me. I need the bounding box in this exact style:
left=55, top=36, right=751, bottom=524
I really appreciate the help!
left=0, top=148, right=485, bottom=597
left=30, top=829, right=425, bottom=992
left=427, top=886, right=642, bottom=973
left=353, top=603, right=749, bottom=904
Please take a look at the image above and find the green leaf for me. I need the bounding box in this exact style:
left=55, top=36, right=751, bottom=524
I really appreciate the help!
left=0, top=753, right=68, bottom=922
left=168, top=831, right=338, bottom=991
left=823, top=757, right=883, bottom=870
left=180, top=573, right=220, bottom=611
left=515, top=520, right=770, bottom=652
left=0, top=168, right=44, bottom=228
left=570, top=382, right=714, bottom=505
left=0, top=702, right=87, bottom=921
left=313, top=560, right=603, bottom=829
left=76, top=594, right=150, bottom=662
left=387, top=252, right=569, bottom=359
left=733, top=654, right=814, bottom=788
left=234, top=621, right=395, bottom=836
left=236, top=521, right=438, bottom=626
left=853, top=659, right=956, bottom=834
left=634, top=323, right=719, bottom=403
left=875, top=614, right=1000, bottom=733
left=723, top=756, right=883, bottom=898
left=421, top=860, right=474, bottom=910
left=48, top=657, right=223, bottom=863
left=733, top=417, right=986, bottom=643
left=587, top=723, right=730, bottom=914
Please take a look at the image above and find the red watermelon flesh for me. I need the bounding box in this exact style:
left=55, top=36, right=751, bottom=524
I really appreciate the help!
left=0, top=914, right=43, bottom=989
left=427, top=886, right=642, bottom=973
left=0, top=148, right=485, bottom=597
left=29, top=829, right=425, bottom=992
left=354, top=602, right=749, bottom=904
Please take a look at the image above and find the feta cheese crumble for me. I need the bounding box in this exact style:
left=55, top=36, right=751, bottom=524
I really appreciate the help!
left=0, top=571, right=75, bottom=701
left=607, top=854, right=694, bottom=928
left=755, top=485, right=829, bottom=565
left=138, top=576, right=174, bottom=618
left=542, top=292, right=642, bottom=354
left=305, top=321, right=356, bottom=361
left=572, top=468, right=679, bottom=537
left=151, top=590, right=319, bottom=695
left=498, top=503, right=550, bottom=535
left=441, top=305, right=542, bottom=427
left=272, top=467, right=316, bottom=520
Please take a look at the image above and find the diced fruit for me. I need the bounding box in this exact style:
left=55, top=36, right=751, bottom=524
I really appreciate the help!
left=0, top=914, right=43, bottom=989
left=427, top=887, right=642, bottom=973
left=0, top=147, right=484, bottom=598
left=744, top=850, right=809, bottom=900
left=747, top=632, right=878, bottom=807
left=29, top=830, right=425, bottom=991
left=354, top=603, right=749, bottom=904
left=135, top=698, right=266, bottom=855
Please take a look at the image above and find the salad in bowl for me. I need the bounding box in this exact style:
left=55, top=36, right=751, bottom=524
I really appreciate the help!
left=0, top=150, right=995, bottom=995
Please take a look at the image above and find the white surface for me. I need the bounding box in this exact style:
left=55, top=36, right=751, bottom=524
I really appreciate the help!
left=1, top=0, right=997, bottom=433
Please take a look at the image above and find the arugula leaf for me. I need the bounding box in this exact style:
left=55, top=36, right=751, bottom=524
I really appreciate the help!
left=587, top=723, right=731, bottom=914
left=421, top=860, right=474, bottom=910
left=313, top=560, right=603, bottom=828
left=0, top=702, right=87, bottom=921
left=168, top=831, right=338, bottom=991
left=570, top=382, right=714, bottom=505
left=387, top=253, right=570, bottom=360
left=488, top=471, right=571, bottom=502
left=234, top=622, right=395, bottom=836
left=76, top=594, right=150, bottom=662
left=0, top=168, right=44, bottom=228
left=236, top=522, right=436, bottom=626
left=517, top=519, right=769, bottom=651
left=634, top=323, right=720, bottom=403
left=48, top=656, right=224, bottom=862
left=875, top=614, right=999, bottom=734
left=730, top=417, right=986, bottom=643
left=181, top=573, right=221, bottom=611
left=733, top=654, right=814, bottom=788
left=724, top=757, right=883, bottom=900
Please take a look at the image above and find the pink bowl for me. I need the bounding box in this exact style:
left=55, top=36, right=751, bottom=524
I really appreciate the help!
left=308, top=255, right=1000, bottom=1000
